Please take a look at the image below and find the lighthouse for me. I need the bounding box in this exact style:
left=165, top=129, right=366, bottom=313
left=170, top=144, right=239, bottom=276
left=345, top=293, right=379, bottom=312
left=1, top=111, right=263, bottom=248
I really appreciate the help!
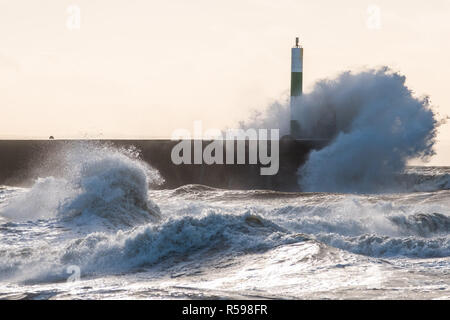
left=290, top=37, right=303, bottom=138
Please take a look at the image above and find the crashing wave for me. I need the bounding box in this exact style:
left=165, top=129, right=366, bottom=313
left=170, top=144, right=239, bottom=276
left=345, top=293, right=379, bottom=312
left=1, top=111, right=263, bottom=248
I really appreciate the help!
left=316, top=233, right=450, bottom=258
left=0, top=143, right=162, bottom=228
left=296, top=68, right=439, bottom=193
left=390, top=212, right=450, bottom=237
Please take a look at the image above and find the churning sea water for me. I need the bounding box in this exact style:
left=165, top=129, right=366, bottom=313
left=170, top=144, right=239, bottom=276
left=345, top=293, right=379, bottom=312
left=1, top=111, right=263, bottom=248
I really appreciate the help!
left=0, top=145, right=448, bottom=299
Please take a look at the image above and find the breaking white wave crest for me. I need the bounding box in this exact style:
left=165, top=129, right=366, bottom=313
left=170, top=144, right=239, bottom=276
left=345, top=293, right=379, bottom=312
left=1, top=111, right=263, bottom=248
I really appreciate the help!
left=238, top=67, right=442, bottom=193
left=400, top=166, right=450, bottom=192
left=297, top=68, right=440, bottom=193
left=0, top=184, right=448, bottom=299
left=59, top=211, right=303, bottom=275
left=316, top=233, right=450, bottom=258
left=390, top=212, right=450, bottom=237
left=0, top=65, right=448, bottom=297
left=0, top=143, right=162, bottom=227
left=0, top=210, right=309, bottom=283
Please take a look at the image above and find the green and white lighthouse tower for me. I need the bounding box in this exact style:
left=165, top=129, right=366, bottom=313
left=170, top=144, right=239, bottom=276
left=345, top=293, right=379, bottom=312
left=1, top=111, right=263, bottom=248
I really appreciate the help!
left=290, top=37, right=303, bottom=138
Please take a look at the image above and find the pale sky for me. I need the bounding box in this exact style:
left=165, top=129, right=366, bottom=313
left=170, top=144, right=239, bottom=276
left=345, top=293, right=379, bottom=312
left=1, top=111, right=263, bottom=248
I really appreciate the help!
left=1, top=0, right=450, bottom=164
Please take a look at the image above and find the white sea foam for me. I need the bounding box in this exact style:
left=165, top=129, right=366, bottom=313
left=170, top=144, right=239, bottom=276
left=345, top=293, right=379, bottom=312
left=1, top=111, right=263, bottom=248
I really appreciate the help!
left=297, top=68, right=439, bottom=193
left=0, top=183, right=448, bottom=298
left=239, top=67, right=442, bottom=193
left=0, top=143, right=162, bottom=227
left=0, top=71, right=448, bottom=298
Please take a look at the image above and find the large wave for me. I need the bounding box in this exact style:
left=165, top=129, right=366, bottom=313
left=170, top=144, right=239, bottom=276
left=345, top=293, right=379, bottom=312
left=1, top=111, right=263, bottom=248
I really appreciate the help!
left=0, top=143, right=162, bottom=227
left=240, top=67, right=442, bottom=193
left=297, top=68, right=440, bottom=193
left=0, top=210, right=309, bottom=283
left=59, top=211, right=303, bottom=275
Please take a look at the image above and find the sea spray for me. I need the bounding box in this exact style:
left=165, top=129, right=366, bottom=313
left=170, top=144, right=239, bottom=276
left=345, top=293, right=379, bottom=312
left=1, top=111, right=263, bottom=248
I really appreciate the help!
left=239, top=67, right=441, bottom=193
left=0, top=143, right=162, bottom=227
left=238, top=98, right=290, bottom=137
left=59, top=211, right=299, bottom=275
left=297, top=68, right=439, bottom=193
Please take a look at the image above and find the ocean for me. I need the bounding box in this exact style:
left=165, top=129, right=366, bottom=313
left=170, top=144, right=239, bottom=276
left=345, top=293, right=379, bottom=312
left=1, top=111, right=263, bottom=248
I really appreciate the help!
left=0, top=146, right=448, bottom=299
